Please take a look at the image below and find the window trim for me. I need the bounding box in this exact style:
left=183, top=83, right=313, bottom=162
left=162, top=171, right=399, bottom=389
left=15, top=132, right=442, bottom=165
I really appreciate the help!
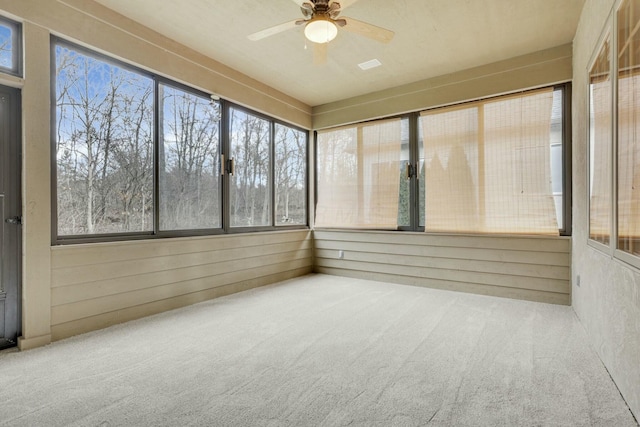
left=51, top=36, right=309, bottom=245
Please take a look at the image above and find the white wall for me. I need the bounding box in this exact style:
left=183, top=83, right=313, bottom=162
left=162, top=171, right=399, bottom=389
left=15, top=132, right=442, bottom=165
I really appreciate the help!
left=572, top=0, right=640, bottom=419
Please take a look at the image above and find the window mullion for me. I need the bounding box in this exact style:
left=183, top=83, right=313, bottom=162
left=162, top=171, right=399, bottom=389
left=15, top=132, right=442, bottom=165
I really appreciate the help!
left=478, top=103, right=486, bottom=227
left=153, top=80, right=161, bottom=235
left=270, top=121, right=276, bottom=227
left=611, top=11, right=619, bottom=252
left=409, top=113, right=420, bottom=231
left=357, top=126, right=364, bottom=224
left=562, top=84, right=573, bottom=236
left=221, top=100, right=230, bottom=233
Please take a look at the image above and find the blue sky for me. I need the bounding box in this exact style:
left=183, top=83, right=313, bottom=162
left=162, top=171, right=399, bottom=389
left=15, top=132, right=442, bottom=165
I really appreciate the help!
left=0, top=24, right=13, bottom=69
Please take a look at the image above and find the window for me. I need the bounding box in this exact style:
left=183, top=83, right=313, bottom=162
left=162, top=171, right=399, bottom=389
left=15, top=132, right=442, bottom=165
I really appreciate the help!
left=275, top=124, right=307, bottom=225
left=316, top=118, right=403, bottom=229
left=588, top=33, right=612, bottom=246
left=55, top=43, right=154, bottom=236
left=53, top=39, right=308, bottom=243
left=422, top=105, right=480, bottom=233
left=421, top=88, right=563, bottom=235
left=229, top=108, right=271, bottom=228
left=159, top=83, right=221, bottom=231
left=617, top=0, right=640, bottom=257
left=315, top=86, right=569, bottom=235
left=586, top=1, right=640, bottom=267
left=0, top=16, right=21, bottom=77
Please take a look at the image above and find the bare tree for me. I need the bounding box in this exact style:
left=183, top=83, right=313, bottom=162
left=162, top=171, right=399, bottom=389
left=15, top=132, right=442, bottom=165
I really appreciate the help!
left=55, top=45, right=153, bottom=235
left=230, top=109, right=270, bottom=226
left=160, top=86, right=220, bottom=230
left=275, top=125, right=306, bottom=224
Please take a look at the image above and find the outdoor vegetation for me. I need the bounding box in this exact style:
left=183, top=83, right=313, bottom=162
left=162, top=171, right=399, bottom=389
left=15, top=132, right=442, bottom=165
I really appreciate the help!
left=54, top=42, right=307, bottom=238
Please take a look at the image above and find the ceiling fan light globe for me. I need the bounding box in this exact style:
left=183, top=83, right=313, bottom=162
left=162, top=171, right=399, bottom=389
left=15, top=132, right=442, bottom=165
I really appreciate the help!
left=304, top=19, right=338, bottom=44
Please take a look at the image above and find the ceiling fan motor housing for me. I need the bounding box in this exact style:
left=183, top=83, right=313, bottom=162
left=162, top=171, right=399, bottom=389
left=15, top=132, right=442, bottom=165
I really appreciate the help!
left=301, top=1, right=343, bottom=20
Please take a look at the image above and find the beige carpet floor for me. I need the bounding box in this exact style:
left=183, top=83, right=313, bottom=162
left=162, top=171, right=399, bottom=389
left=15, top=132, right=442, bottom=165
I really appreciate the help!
left=0, top=274, right=637, bottom=426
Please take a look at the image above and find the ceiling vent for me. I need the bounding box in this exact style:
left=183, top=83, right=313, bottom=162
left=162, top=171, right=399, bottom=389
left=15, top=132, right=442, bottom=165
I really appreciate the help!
left=358, top=58, right=382, bottom=70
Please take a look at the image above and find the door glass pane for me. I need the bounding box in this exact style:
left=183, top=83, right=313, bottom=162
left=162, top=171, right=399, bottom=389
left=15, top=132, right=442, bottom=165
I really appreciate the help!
left=159, top=84, right=221, bottom=231
left=275, top=124, right=306, bottom=225
left=229, top=108, right=271, bottom=227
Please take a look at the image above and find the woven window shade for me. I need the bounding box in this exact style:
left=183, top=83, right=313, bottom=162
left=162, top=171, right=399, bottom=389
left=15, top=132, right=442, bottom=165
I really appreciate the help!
left=316, top=118, right=402, bottom=228
left=421, top=88, right=558, bottom=235
left=617, top=0, right=640, bottom=255
left=422, top=106, right=480, bottom=232
left=589, top=36, right=612, bottom=245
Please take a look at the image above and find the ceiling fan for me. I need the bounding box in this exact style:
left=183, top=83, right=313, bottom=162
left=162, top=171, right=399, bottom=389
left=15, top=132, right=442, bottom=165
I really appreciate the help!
left=247, top=0, right=394, bottom=63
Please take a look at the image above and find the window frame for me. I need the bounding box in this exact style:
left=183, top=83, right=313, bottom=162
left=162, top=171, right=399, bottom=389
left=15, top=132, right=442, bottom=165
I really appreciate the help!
left=51, top=37, right=309, bottom=245
left=397, top=113, right=422, bottom=232
left=226, top=104, right=275, bottom=231
left=0, top=15, right=22, bottom=77
left=273, top=122, right=309, bottom=228
left=155, top=77, right=225, bottom=237
left=223, top=103, right=309, bottom=234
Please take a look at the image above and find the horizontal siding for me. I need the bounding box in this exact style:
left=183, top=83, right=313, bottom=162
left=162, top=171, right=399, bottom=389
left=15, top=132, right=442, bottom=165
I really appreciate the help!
left=51, top=230, right=313, bottom=340
left=314, top=230, right=571, bottom=305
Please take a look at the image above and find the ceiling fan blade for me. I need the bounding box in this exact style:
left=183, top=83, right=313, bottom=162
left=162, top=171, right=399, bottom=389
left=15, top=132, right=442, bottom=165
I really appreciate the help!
left=341, top=17, right=394, bottom=43
left=313, top=43, right=327, bottom=65
left=247, top=20, right=300, bottom=41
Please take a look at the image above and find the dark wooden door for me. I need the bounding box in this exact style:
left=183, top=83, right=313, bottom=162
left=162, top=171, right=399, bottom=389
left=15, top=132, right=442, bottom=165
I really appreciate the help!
left=0, top=84, right=21, bottom=349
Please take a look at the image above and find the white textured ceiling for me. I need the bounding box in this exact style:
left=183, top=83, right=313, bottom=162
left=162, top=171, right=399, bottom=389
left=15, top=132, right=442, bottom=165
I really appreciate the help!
left=93, top=0, right=585, bottom=107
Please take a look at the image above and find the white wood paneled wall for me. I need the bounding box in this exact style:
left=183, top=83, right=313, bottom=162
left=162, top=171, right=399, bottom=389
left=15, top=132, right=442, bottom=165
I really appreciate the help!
left=50, top=230, right=313, bottom=340
left=314, top=230, right=570, bottom=305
